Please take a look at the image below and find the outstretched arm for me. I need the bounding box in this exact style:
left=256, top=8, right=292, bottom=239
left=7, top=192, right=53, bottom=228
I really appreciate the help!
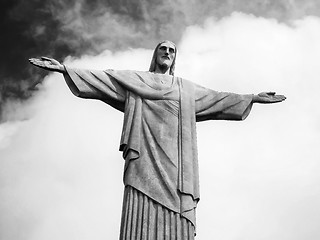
left=194, top=84, right=254, bottom=121
left=29, top=56, right=126, bottom=111
left=29, top=57, right=65, bottom=73
left=252, top=92, right=286, bottom=104
left=194, top=83, right=286, bottom=122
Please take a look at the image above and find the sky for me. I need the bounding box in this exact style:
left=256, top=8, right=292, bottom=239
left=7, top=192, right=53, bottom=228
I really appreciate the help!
left=1, top=0, right=320, bottom=240
left=1, top=0, right=320, bottom=108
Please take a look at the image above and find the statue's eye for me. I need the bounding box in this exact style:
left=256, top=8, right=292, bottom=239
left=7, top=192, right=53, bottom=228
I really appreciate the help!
left=159, top=46, right=175, bottom=54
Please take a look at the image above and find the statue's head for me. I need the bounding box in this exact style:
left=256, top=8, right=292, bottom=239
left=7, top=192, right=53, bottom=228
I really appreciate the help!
left=149, top=40, right=177, bottom=75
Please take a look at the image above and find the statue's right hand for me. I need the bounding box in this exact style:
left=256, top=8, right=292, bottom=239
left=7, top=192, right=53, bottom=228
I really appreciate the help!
left=29, top=57, right=65, bottom=73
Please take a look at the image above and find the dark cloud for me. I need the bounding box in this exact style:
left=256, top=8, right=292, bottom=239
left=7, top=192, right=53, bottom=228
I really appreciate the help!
left=1, top=0, right=320, bottom=120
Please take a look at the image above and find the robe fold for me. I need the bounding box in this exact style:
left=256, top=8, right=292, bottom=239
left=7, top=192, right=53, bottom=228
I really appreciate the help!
left=63, top=67, right=253, bottom=237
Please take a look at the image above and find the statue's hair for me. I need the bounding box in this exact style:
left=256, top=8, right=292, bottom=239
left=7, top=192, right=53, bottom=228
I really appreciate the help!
left=149, top=40, right=177, bottom=76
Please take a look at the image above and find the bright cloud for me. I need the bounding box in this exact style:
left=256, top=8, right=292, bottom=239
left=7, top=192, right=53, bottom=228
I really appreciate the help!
left=1, top=13, right=320, bottom=240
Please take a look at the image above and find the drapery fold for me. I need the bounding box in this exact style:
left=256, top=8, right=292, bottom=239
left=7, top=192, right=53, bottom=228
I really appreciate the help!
left=120, top=186, right=195, bottom=240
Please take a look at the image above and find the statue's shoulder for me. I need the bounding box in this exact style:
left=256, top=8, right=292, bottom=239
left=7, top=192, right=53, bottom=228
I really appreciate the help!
left=104, top=69, right=147, bottom=81
left=105, top=69, right=139, bottom=75
left=176, top=77, right=196, bottom=87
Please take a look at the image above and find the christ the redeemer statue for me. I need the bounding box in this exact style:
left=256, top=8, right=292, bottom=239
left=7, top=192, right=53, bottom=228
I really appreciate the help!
left=29, top=40, right=286, bottom=240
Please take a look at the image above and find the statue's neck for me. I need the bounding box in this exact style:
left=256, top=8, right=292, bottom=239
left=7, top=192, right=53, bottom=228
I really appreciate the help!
left=154, top=64, right=170, bottom=75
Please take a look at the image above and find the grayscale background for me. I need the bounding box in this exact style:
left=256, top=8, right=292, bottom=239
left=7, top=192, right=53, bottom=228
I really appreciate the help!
left=0, top=1, right=319, bottom=239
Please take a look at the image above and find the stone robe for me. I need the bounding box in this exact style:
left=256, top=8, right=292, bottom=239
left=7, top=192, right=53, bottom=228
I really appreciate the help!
left=63, top=68, right=253, bottom=234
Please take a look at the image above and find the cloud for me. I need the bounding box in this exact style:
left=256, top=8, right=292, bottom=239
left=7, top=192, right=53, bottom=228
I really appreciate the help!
left=2, top=0, right=320, bottom=107
left=44, top=0, right=320, bottom=54
left=1, top=13, right=320, bottom=240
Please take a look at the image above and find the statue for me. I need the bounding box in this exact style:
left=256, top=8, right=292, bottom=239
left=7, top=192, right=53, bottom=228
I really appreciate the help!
left=29, top=40, right=286, bottom=240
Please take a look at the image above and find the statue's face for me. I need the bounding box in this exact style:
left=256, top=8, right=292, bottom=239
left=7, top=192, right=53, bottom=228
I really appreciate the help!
left=156, top=42, right=176, bottom=69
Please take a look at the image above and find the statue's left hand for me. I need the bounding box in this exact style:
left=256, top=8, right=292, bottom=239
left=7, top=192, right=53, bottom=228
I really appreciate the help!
left=253, top=92, right=286, bottom=104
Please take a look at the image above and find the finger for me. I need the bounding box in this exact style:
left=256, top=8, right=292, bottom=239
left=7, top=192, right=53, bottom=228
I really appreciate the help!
left=272, top=95, right=286, bottom=102
left=29, top=58, right=41, bottom=65
left=29, top=58, right=40, bottom=62
left=29, top=59, right=48, bottom=68
left=29, top=58, right=42, bottom=63
left=41, top=56, right=52, bottom=61
left=266, top=92, right=276, bottom=96
left=275, top=95, right=286, bottom=100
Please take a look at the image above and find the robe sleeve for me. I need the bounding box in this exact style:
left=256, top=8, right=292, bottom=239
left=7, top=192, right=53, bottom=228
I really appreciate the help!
left=194, top=84, right=254, bottom=121
left=63, top=66, right=126, bottom=112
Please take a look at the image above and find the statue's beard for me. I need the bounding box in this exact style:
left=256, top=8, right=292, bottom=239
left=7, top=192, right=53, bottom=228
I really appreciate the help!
left=156, top=62, right=171, bottom=72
